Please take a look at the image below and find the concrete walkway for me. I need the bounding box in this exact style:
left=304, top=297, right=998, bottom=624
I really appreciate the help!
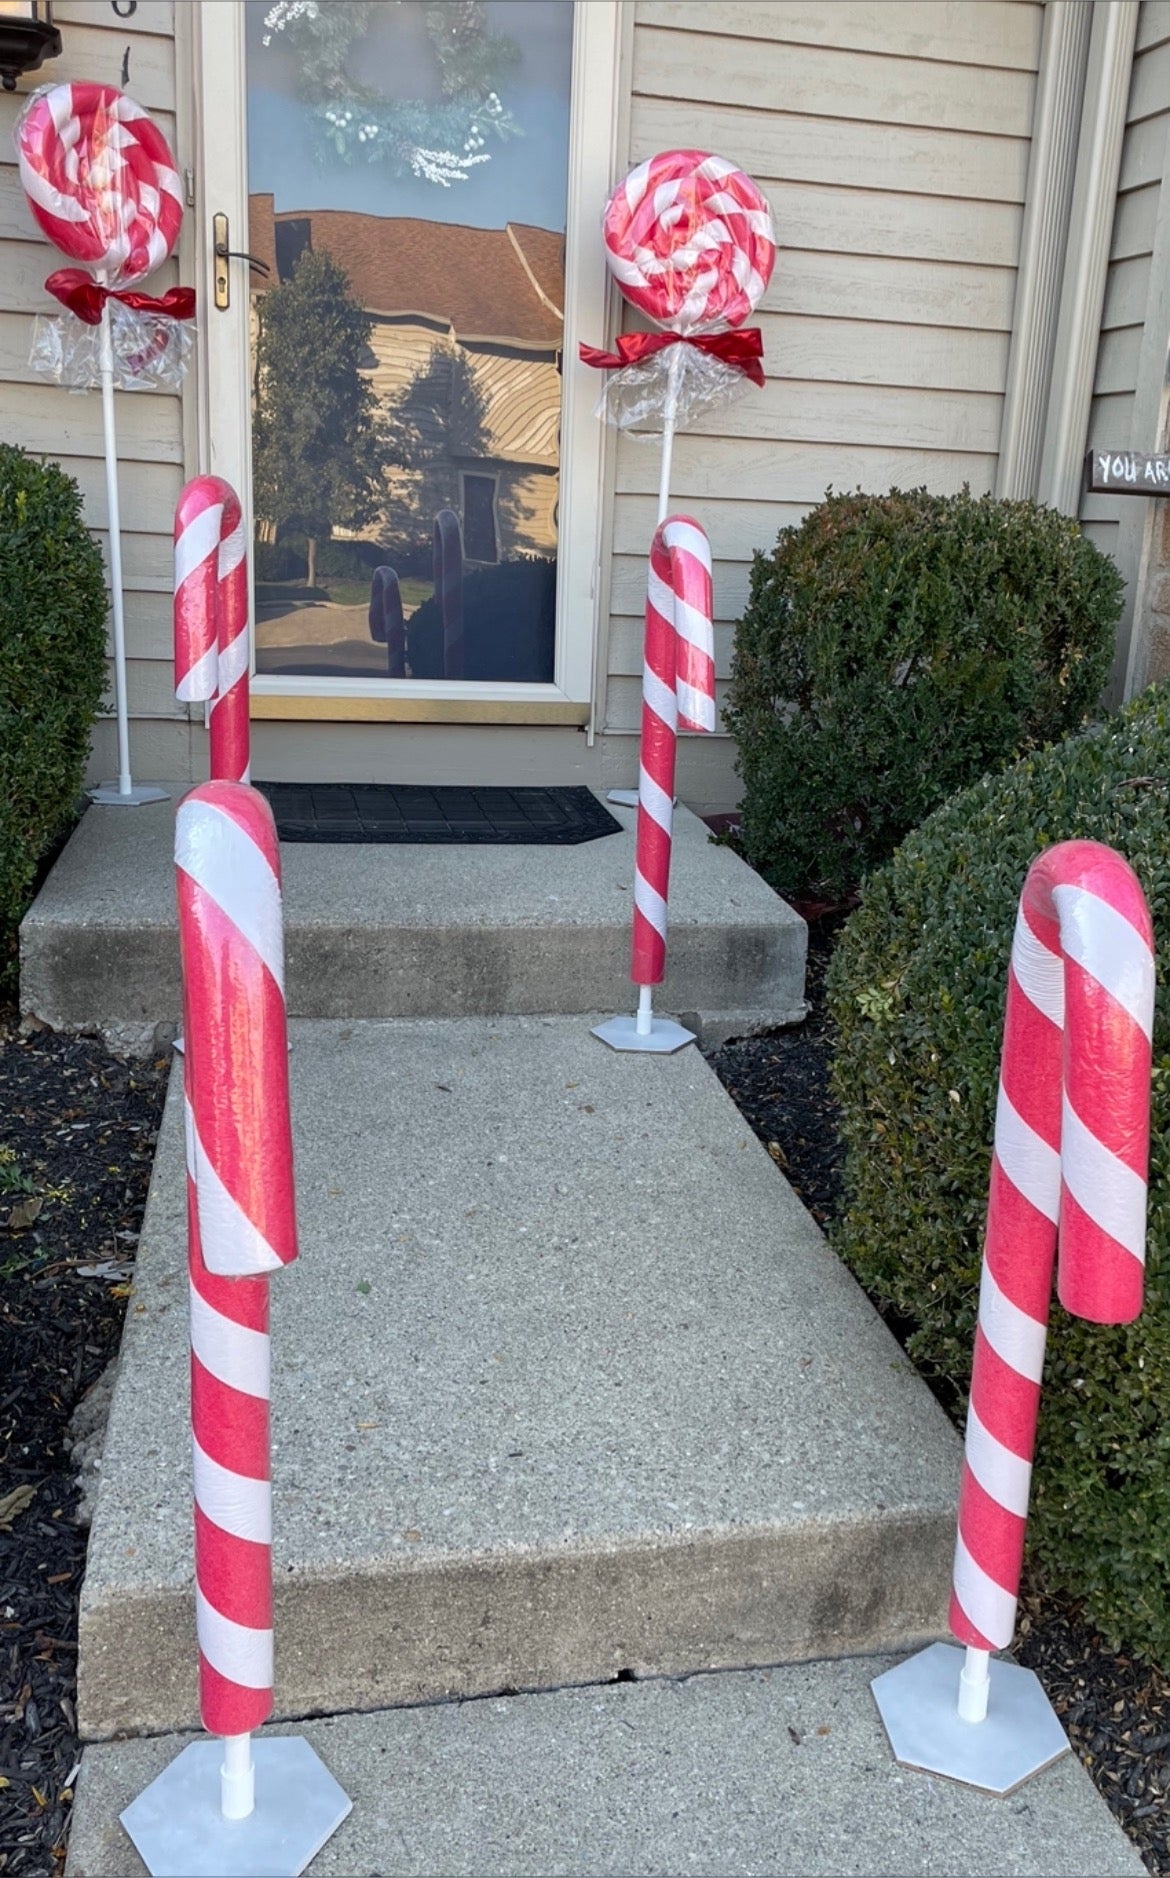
left=65, top=1657, right=1144, bottom=1877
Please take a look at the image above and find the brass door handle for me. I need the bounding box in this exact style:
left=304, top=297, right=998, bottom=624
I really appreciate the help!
left=211, top=213, right=270, bottom=310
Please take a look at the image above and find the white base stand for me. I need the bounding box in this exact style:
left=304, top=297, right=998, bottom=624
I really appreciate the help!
left=871, top=1642, right=1070, bottom=1796
left=592, top=1013, right=696, bottom=1054
left=119, top=1736, right=352, bottom=1876
left=88, top=782, right=170, bottom=807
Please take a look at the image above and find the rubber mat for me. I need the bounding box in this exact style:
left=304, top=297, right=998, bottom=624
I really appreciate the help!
left=255, top=782, right=623, bottom=846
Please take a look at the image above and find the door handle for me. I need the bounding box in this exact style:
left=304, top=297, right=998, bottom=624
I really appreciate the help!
left=211, top=213, right=271, bottom=310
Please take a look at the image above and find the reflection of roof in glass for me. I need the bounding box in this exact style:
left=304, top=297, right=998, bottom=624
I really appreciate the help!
left=249, top=194, right=564, bottom=347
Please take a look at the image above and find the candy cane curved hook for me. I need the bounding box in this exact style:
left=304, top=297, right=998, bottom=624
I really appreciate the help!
left=434, top=509, right=464, bottom=679
left=175, top=476, right=250, bottom=782
left=369, top=565, right=406, bottom=677
left=951, top=840, right=1154, bottom=1705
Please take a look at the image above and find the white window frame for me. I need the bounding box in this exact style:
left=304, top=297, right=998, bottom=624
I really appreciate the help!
left=193, top=0, right=623, bottom=723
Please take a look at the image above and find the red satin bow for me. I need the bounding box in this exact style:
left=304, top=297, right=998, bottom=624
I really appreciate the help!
left=578, top=327, right=765, bottom=388
left=45, top=268, right=196, bottom=327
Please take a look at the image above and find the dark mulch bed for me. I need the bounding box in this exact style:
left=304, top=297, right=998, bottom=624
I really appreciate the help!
left=1, top=928, right=1168, bottom=1874
left=0, top=1015, right=168, bottom=1875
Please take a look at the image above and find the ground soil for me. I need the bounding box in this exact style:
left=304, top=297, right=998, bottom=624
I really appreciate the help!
left=0, top=954, right=1166, bottom=1874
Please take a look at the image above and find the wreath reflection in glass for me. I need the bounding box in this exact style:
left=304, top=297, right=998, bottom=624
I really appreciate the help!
left=260, top=0, right=523, bottom=185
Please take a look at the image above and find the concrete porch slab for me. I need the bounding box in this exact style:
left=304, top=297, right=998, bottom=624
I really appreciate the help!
left=19, top=793, right=805, bottom=1049
left=65, top=1657, right=1144, bottom=1877
left=79, top=1016, right=959, bottom=1741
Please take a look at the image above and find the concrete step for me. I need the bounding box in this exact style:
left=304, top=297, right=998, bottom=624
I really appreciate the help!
left=65, top=1656, right=1143, bottom=1877
left=19, top=793, right=805, bottom=1049
left=79, top=1016, right=959, bottom=1741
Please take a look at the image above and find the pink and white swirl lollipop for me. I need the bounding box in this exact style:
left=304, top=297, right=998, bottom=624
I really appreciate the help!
left=17, top=82, right=182, bottom=286
left=602, top=149, right=775, bottom=334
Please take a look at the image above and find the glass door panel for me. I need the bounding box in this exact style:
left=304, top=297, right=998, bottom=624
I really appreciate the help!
left=243, top=0, right=573, bottom=684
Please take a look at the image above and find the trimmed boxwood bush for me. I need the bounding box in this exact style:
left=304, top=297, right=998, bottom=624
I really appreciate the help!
left=724, top=488, right=1122, bottom=902
left=0, top=446, right=108, bottom=994
left=826, top=685, right=1170, bottom=1662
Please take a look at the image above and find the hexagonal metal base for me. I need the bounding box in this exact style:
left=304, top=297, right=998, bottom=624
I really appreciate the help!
left=89, top=782, right=171, bottom=806
left=872, top=1642, right=1070, bottom=1796
left=119, top=1736, right=352, bottom=1876
left=591, top=1013, right=696, bottom=1053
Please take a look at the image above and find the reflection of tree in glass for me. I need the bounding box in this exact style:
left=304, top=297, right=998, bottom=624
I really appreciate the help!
left=381, top=340, right=486, bottom=563
left=252, top=249, right=386, bottom=588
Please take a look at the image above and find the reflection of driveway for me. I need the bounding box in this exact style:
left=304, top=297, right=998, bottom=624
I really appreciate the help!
left=254, top=601, right=371, bottom=648
left=256, top=638, right=391, bottom=677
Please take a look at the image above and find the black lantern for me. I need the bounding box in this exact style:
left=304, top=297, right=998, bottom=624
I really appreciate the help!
left=0, top=1, right=62, bottom=92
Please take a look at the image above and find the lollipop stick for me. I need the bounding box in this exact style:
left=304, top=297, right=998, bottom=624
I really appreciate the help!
left=655, top=341, right=685, bottom=526
left=91, top=300, right=168, bottom=806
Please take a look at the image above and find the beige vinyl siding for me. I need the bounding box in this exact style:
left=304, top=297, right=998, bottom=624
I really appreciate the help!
left=603, top=0, right=1044, bottom=755
left=0, top=0, right=185, bottom=739
left=1080, top=0, right=1170, bottom=561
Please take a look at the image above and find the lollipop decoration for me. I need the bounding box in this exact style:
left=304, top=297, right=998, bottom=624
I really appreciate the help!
left=580, top=149, right=775, bottom=511
left=873, top=839, right=1154, bottom=1796
left=16, top=83, right=196, bottom=806
left=119, top=782, right=351, bottom=1875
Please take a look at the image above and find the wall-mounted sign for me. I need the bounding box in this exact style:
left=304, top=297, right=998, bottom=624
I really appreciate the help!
left=1085, top=448, right=1170, bottom=494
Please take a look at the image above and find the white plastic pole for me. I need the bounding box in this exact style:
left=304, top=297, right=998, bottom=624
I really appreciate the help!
left=655, top=340, right=685, bottom=526
left=958, top=1645, right=990, bottom=1724
left=220, top=1731, right=255, bottom=1821
left=98, top=298, right=134, bottom=799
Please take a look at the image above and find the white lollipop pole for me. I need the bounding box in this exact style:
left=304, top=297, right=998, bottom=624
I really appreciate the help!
left=89, top=285, right=168, bottom=807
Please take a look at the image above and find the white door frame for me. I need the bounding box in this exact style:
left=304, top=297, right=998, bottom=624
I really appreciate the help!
left=193, top=0, right=623, bottom=724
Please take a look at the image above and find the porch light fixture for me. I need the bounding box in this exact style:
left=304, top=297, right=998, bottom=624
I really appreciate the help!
left=0, top=1, right=61, bottom=92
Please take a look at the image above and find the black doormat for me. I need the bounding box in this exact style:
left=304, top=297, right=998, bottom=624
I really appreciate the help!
left=255, top=782, right=623, bottom=846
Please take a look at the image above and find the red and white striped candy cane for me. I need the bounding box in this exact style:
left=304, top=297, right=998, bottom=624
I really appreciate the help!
left=631, top=517, right=717, bottom=1005
left=17, top=83, right=182, bottom=284
left=175, top=477, right=250, bottom=783
left=434, top=509, right=464, bottom=679
left=369, top=565, right=406, bottom=678
left=176, top=780, right=297, bottom=1816
left=950, top=839, right=1153, bottom=1720
left=603, top=150, right=775, bottom=334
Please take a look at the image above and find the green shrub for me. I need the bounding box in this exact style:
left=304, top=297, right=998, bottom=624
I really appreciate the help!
left=0, top=446, right=108, bottom=994
left=724, top=488, right=1122, bottom=902
left=826, top=685, right=1170, bottom=1662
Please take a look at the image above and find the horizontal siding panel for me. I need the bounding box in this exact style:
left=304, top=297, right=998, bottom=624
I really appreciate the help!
left=631, top=97, right=1030, bottom=202
left=1080, top=518, right=1122, bottom=559
left=770, top=178, right=1020, bottom=267
left=100, top=591, right=173, bottom=665
left=0, top=168, right=38, bottom=244
left=91, top=529, right=176, bottom=590
left=1094, top=324, right=1143, bottom=396
left=1110, top=182, right=1161, bottom=261
left=1080, top=488, right=1130, bottom=526
left=633, top=25, right=1035, bottom=137
left=685, top=377, right=1003, bottom=453
left=608, top=615, right=738, bottom=683
left=56, top=0, right=174, bottom=34
left=1138, top=0, right=1170, bottom=53
left=4, top=379, right=182, bottom=463
left=635, top=1, right=1042, bottom=71
left=613, top=496, right=810, bottom=561
left=0, top=15, right=174, bottom=111
left=1128, top=38, right=1170, bottom=125
left=1087, top=390, right=1140, bottom=442
left=615, top=434, right=996, bottom=504
left=759, top=248, right=1015, bottom=330
left=53, top=454, right=182, bottom=535
left=1118, top=111, right=1170, bottom=191
left=98, top=656, right=186, bottom=720
left=757, top=312, right=1010, bottom=391
left=1102, top=252, right=1154, bottom=330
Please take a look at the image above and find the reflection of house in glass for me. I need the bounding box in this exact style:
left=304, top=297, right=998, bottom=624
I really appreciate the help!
left=249, top=195, right=563, bottom=568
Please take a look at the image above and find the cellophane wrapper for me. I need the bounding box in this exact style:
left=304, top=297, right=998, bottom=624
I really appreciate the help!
left=30, top=305, right=193, bottom=392
left=592, top=342, right=755, bottom=435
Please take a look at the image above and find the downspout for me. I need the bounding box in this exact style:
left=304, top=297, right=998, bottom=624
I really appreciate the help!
left=1037, top=0, right=1139, bottom=515
left=996, top=0, right=1093, bottom=499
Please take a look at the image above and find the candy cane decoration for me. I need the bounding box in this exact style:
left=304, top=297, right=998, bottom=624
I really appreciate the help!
left=950, top=839, right=1154, bottom=1722
left=175, top=477, right=250, bottom=783
left=176, top=780, right=296, bottom=1819
left=369, top=565, right=406, bottom=678
left=434, top=509, right=464, bottom=679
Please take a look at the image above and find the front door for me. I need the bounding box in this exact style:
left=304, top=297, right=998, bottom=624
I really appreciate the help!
left=196, top=0, right=620, bottom=725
